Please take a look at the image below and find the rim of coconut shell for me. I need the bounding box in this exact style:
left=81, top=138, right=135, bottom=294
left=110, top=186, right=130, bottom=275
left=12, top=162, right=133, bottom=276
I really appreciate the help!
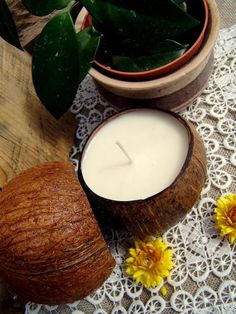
left=78, top=107, right=194, bottom=204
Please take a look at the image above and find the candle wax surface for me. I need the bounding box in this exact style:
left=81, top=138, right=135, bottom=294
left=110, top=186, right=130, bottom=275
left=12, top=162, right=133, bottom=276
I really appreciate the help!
left=81, top=110, right=189, bottom=201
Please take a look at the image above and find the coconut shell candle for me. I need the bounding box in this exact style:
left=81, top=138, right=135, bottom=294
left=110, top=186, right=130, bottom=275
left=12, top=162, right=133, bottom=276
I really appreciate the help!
left=0, top=162, right=115, bottom=305
left=79, top=108, right=207, bottom=238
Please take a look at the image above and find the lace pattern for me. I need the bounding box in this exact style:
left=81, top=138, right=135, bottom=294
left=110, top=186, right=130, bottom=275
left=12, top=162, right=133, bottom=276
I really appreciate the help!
left=25, top=24, right=236, bottom=314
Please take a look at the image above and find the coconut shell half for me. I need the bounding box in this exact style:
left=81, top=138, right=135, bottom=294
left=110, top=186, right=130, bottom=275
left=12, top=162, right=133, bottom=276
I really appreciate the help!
left=0, top=162, right=115, bottom=305
left=78, top=109, right=207, bottom=238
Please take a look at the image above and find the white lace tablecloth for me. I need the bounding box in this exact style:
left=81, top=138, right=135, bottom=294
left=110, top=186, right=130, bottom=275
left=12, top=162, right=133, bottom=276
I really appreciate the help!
left=26, top=24, right=236, bottom=314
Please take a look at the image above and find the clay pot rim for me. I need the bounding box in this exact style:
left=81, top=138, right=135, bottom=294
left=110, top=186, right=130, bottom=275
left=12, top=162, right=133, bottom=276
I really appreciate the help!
left=89, top=0, right=219, bottom=91
left=92, top=0, right=209, bottom=80
left=78, top=108, right=194, bottom=204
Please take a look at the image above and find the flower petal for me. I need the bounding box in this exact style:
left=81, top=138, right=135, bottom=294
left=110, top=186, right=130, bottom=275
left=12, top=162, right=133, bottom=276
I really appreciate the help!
left=214, top=193, right=236, bottom=245
left=125, top=237, right=174, bottom=289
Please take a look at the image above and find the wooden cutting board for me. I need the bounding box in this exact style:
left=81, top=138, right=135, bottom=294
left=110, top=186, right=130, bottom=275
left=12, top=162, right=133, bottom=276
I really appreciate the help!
left=0, top=6, right=78, bottom=312
left=0, top=39, right=77, bottom=189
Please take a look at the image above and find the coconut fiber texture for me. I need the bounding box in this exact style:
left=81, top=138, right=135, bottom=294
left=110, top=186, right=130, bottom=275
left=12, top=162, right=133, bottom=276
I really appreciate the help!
left=0, top=162, right=115, bottom=305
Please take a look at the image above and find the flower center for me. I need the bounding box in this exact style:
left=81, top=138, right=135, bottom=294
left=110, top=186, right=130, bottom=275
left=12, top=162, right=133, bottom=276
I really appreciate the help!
left=228, top=206, right=236, bottom=224
left=136, top=247, right=161, bottom=270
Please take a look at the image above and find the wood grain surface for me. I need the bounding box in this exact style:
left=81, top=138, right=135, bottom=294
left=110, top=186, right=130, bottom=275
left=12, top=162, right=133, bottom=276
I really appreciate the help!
left=7, top=0, right=53, bottom=47
left=0, top=39, right=77, bottom=189
left=0, top=6, right=76, bottom=312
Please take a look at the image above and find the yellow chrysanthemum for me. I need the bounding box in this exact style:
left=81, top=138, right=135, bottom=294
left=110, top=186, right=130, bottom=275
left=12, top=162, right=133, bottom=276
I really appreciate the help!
left=160, top=286, right=168, bottom=296
left=214, top=193, right=236, bottom=244
left=125, top=237, right=174, bottom=288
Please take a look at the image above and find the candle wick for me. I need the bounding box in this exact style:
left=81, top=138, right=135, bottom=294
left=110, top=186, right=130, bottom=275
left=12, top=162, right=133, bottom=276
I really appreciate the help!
left=115, top=141, right=133, bottom=164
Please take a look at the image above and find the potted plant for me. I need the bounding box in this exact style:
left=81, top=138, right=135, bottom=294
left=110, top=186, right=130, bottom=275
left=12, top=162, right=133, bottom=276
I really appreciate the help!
left=0, top=0, right=219, bottom=118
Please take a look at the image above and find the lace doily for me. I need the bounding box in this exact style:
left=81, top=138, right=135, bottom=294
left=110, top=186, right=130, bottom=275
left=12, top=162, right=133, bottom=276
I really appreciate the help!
left=25, top=24, right=236, bottom=314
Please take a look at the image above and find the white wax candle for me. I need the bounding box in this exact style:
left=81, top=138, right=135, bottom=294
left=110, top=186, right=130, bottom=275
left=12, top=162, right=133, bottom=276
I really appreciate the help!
left=81, top=110, right=189, bottom=201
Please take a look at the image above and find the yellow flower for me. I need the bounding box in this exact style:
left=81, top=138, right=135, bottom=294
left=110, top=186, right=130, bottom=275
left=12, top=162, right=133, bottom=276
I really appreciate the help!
left=160, top=286, right=168, bottom=296
left=125, top=237, right=174, bottom=288
left=214, top=193, right=236, bottom=244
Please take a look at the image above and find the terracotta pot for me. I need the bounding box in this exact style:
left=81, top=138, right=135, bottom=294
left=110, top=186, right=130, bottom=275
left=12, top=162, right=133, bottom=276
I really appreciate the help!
left=88, top=0, right=219, bottom=112
left=78, top=108, right=207, bottom=238
left=84, top=0, right=209, bottom=80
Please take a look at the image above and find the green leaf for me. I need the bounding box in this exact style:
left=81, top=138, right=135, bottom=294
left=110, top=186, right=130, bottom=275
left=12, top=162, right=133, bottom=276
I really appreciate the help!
left=81, top=0, right=200, bottom=43
left=172, top=0, right=185, bottom=4
left=172, top=0, right=187, bottom=12
left=77, top=27, right=101, bottom=82
left=0, top=0, right=22, bottom=49
left=112, top=40, right=188, bottom=72
left=32, top=11, right=80, bottom=118
left=21, top=0, right=73, bottom=16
